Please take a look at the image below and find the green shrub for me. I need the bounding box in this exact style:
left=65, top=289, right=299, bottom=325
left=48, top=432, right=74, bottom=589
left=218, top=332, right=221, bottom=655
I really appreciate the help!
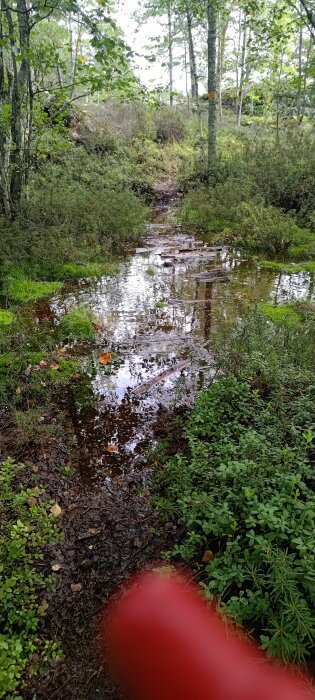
left=59, top=306, right=96, bottom=342
left=0, top=458, right=61, bottom=696
left=231, top=202, right=304, bottom=254
left=153, top=314, right=315, bottom=665
left=154, top=107, right=187, bottom=143
left=3, top=279, right=63, bottom=303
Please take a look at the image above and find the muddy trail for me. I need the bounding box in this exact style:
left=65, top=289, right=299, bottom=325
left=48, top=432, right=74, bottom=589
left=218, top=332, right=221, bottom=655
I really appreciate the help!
left=28, top=189, right=315, bottom=699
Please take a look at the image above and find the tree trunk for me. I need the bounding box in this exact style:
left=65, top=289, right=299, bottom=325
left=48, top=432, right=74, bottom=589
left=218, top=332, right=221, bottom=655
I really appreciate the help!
left=184, top=42, right=191, bottom=113
left=186, top=1, right=205, bottom=163
left=237, top=15, right=247, bottom=127
left=167, top=3, right=174, bottom=107
left=297, top=25, right=303, bottom=121
left=217, top=12, right=230, bottom=123
left=235, top=9, right=242, bottom=116
left=207, top=0, right=217, bottom=172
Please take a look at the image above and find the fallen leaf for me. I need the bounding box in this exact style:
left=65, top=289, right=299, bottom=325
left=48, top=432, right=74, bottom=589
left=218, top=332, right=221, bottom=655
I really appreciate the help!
left=202, top=549, right=214, bottom=564
left=51, top=564, right=62, bottom=572
left=50, top=363, right=60, bottom=371
left=78, top=527, right=102, bottom=541
left=50, top=503, right=62, bottom=517
left=74, top=372, right=81, bottom=379
left=71, top=583, right=83, bottom=593
left=38, top=599, right=49, bottom=615
left=16, top=386, right=22, bottom=396
left=68, top=503, right=76, bottom=512
left=27, top=497, right=37, bottom=506
left=106, top=445, right=119, bottom=453
left=153, top=565, right=177, bottom=578
left=25, top=365, right=32, bottom=376
left=99, top=352, right=112, bottom=365
left=32, top=465, right=39, bottom=473
left=39, top=360, right=48, bottom=367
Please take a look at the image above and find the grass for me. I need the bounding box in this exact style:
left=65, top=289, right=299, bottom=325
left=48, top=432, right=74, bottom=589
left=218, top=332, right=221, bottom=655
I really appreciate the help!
left=59, top=306, right=96, bottom=342
left=53, top=261, right=119, bottom=280
left=259, top=261, right=315, bottom=273
left=261, top=303, right=301, bottom=326
left=3, top=279, right=63, bottom=303
left=0, top=310, right=15, bottom=326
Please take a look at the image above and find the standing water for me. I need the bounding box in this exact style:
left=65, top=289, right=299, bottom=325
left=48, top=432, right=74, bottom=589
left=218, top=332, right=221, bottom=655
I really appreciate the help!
left=51, top=200, right=315, bottom=481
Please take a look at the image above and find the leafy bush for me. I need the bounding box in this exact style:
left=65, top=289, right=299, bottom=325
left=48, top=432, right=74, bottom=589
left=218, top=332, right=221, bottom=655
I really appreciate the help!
left=231, top=202, right=304, bottom=255
left=153, top=314, right=315, bottom=665
left=0, top=458, right=61, bottom=696
left=59, top=306, right=96, bottom=342
left=154, top=107, right=187, bottom=143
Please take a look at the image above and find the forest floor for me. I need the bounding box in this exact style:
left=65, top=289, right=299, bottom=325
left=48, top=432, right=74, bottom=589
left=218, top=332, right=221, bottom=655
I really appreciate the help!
left=27, top=181, right=183, bottom=700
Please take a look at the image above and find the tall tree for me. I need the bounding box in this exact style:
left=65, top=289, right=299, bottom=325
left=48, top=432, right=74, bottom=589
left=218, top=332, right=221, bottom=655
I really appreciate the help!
left=207, top=0, right=217, bottom=170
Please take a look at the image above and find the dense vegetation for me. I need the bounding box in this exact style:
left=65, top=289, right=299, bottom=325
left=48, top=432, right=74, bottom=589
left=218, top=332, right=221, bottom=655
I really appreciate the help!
left=0, top=0, right=315, bottom=694
left=153, top=310, right=315, bottom=664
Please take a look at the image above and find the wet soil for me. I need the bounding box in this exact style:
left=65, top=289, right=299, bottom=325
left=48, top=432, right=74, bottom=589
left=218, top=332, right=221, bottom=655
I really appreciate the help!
left=24, top=189, right=315, bottom=698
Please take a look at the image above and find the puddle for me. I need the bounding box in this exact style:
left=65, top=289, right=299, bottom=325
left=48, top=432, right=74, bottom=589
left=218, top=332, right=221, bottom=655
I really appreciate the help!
left=50, top=204, right=315, bottom=482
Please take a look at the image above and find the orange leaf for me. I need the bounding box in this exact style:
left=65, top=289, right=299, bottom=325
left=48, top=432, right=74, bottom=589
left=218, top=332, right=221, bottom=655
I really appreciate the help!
left=202, top=550, right=214, bottom=563
left=99, top=352, right=112, bottom=365
left=106, top=445, right=119, bottom=453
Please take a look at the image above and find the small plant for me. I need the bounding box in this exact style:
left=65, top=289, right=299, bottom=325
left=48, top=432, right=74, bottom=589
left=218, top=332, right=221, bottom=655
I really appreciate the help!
left=156, top=301, right=167, bottom=309
left=146, top=266, right=155, bottom=276
left=0, top=458, right=61, bottom=696
left=59, top=306, right=96, bottom=342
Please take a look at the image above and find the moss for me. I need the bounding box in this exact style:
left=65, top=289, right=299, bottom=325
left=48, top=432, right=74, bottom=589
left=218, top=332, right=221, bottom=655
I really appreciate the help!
left=45, top=360, right=80, bottom=380
left=59, top=306, right=96, bottom=342
left=259, top=261, right=315, bottom=273
left=4, top=279, right=63, bottom=303
left=54, top=261, right=119, bottom=280
left=0, top=310, right=15, bottom=326
left=261, top=303, right=301, bottom=326
left=156, top=301, right=167, bottom=309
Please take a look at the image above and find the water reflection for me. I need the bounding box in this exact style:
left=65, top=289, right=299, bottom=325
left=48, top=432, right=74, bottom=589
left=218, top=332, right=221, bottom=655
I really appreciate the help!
left=51, top=211, right=315, bottom=481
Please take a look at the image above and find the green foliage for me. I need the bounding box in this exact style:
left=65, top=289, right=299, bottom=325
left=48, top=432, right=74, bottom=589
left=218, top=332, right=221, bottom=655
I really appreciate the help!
left=154, top=107, right=187, bottom=143
left=3, top=279, right=63, bottom=304
left=53, top=261, right=119, bottom=280
left=59, top=306, right=96, bottom=342
left=154, top=314, right=315, bottom=665
left=179, top=128, right=315, bottom=255
left=0, top=310, right=15, bottom=326
left=232, top=203, right=304, bottom=255
left=261, top=303, right=301, bottom=325
left=0, top=458, right=61, bottom=696
left=259, top=260, right=315, bottom=273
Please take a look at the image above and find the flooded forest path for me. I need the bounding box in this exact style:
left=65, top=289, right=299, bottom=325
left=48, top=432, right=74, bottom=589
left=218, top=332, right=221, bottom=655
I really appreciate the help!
left=32, top=184, right=315, bottom=699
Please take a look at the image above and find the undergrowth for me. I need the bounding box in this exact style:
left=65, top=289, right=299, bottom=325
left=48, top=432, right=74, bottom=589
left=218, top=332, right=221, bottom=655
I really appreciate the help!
left=0, top=458, right=61, bottom=697
left=179, top=128, right=315, bottom=257
left=153, top=312, right=315, bottom=665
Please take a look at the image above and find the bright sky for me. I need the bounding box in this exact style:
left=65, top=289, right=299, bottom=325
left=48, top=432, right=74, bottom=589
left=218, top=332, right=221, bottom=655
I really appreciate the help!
left=114, top=0, right=187, bottom=93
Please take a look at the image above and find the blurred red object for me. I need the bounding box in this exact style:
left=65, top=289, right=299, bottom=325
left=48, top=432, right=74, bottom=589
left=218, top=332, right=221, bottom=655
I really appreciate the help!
left=103, top=572, right=313, bottom=700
